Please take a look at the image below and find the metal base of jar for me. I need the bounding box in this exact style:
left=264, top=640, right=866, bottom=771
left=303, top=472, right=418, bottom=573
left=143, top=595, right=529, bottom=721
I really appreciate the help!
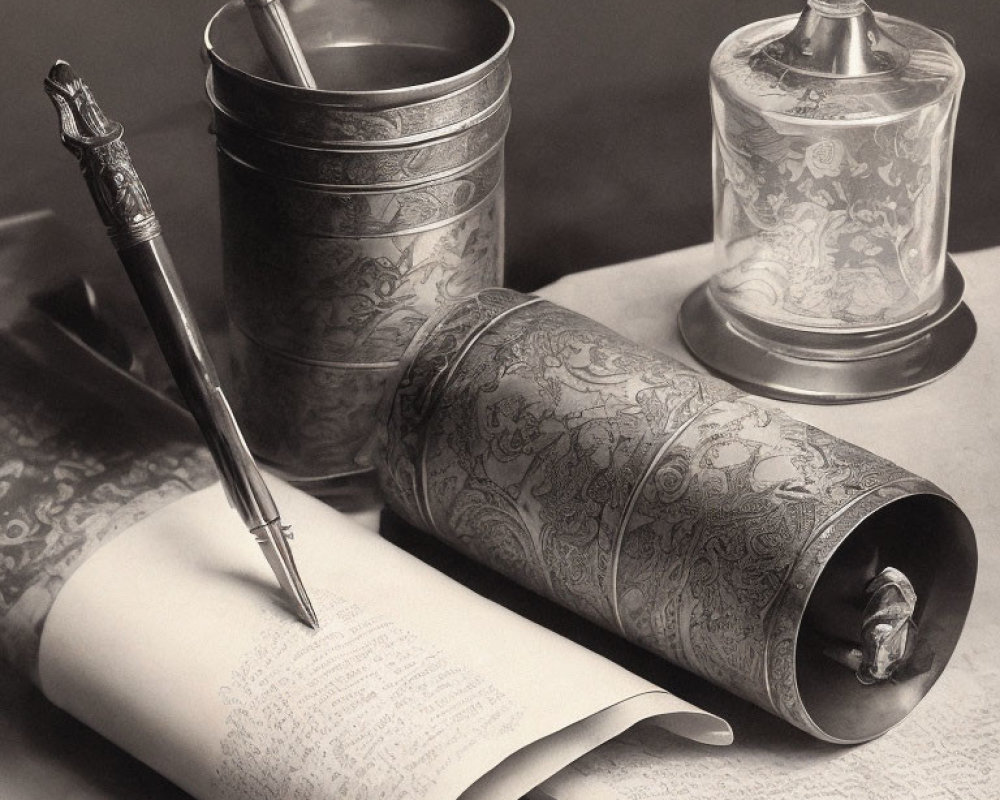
left=679, top=256, right=977, bottom=404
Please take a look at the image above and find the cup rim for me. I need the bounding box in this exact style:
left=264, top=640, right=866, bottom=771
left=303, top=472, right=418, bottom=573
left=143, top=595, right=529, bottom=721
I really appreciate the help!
left=204, top=0, right=515, bottom=108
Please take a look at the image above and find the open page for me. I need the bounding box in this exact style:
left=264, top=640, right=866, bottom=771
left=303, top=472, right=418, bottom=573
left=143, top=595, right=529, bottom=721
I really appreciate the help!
left=38, top=479, right=730, bottom=800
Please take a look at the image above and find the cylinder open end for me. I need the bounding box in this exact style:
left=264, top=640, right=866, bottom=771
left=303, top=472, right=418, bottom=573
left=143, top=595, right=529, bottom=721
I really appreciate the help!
left=796, top=493, right=977, bottom=743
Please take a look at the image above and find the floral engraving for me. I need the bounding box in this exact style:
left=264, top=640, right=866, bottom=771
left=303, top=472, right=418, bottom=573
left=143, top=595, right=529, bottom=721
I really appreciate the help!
left=216, top=103, right=509, bottom=188
left=0, top=336, right=215, bottom=679
left=224, top=188, right=504, bottom=363
left=218, top=147, right=503, bottom=240
left=378, top=289, right=955, bottom=739
left=709, top=15, right=962, bottom=328
left=228, top=327, right=394, bottom=479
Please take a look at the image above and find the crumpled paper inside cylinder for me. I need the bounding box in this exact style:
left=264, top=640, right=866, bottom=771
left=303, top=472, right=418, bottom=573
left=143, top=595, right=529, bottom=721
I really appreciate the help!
left=375, top=288, right=976, bottom=743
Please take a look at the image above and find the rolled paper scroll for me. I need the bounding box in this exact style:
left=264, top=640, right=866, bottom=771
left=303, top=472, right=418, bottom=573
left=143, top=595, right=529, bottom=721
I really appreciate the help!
left=375, top=288, right=977, bottom=743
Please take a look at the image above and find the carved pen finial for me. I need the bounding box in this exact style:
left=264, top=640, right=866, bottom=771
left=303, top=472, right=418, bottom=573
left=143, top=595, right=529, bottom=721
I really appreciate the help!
left=43, top=60, right=161, bottom=249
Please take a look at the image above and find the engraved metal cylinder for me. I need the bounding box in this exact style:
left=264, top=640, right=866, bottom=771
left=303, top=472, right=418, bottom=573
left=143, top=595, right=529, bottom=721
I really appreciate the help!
left=376, top=288, right=976, bottom=743
left=205, top=0, right=513, bottom=479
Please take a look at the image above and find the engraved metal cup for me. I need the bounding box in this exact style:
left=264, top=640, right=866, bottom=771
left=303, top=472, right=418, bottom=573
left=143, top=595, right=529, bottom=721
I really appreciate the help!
left=204, top=0, right=513, bottom=480
left=376, top=288, right=976, bottom=742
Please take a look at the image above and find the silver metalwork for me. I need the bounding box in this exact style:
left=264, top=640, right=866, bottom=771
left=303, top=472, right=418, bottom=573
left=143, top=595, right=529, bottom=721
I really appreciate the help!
left=376, top=288, right=977, bottom=743
left=205, top=0, right=514, bottom=111
left=856, top=567, right=919, bottom=684
left=819, top=566, right=920, bottom=683
left=679, top=258, right=977, bottom=403
left=43, top=65, right=160, bottom=250
left=222, top=187, right=504, bottom=362
left=228, top=324, right=397, bottom=478
left=205, top=0, right=513, bottom=481
left=44, top=61, right=319, bottom=629
left=761, top=0, right=909, bottom=76
left=241, top=0, right=316, bottom=88
left=205, top=59, right=511, bottom=148
left=210, top=99, right=509, bottom=187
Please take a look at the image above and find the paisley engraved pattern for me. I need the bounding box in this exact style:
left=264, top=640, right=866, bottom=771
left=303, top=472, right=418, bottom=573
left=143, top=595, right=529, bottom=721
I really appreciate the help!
left=215, top=101, right=509, bottom=188
left=381, top=293, right=739, bottom=628
left=228, top=327, right=394, bottom=478
left=212, top=42, right=509, bottom=480
left=208, top=61, right=510, bottom=147
left=615, top=399, right=909, bottom=717
left=222, top=184, right=504, bottom=364
left=0, top=337, right=215, bottom=680
left=377, top=289, right=958, bottom=740
left=421, top=306, right=742, bottom=625
left=377, top=289, right=531, bottom=529
left=709, top=15, right=962, bottom=329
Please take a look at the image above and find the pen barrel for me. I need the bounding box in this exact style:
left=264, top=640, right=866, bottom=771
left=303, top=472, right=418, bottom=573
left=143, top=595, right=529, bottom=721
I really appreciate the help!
left=44, top=60, right=280, bottom=530
left=45, top=61, right=316, bottom=627
left=116, top=237, right=280, bottom=528
left=242, top=0, right=316, bottom=88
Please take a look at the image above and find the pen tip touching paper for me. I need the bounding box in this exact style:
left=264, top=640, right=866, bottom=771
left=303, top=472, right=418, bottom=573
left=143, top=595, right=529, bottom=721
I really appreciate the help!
left=301, top=601, right=321, bottom=630
left=253, top=518, right=320, bottom=629
left=293, top=568, right=320, bottom=629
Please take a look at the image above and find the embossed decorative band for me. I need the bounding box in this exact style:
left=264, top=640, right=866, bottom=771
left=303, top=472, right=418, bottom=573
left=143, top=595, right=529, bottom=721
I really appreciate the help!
left=414, top=295, right=546, bottom=537
left=206, top=61, right=512, bottom=147
left=229, top=325, right=395, bottom=478
left=213, top=95, right=510, bottom=189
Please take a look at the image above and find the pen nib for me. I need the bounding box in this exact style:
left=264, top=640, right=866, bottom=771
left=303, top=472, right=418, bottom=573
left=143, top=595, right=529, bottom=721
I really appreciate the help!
left=254, top=519, right=319, bottom=629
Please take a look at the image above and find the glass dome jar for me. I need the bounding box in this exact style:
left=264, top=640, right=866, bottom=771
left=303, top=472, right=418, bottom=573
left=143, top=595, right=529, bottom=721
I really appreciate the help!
left=680, top=0, right=975, bottom=402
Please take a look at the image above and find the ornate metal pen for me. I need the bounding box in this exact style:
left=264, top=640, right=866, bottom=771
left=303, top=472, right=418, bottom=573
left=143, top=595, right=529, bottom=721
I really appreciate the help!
left=44, top=61, right=319, bottom=629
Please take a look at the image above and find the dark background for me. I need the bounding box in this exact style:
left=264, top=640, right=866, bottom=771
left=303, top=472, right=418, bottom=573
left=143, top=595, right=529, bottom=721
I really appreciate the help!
left=2, top=1, right=997, bottom=304
left=502, top=0, right=1000, bottom=289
